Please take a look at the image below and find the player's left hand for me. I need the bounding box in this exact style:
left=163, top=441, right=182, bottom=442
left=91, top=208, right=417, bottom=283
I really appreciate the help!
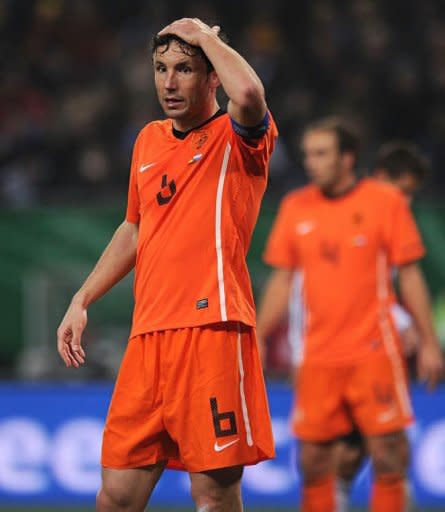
left=400, top=324, right=419, bottom=356
left=157, top=18, right=220, bottom=47
left=417, top=336, right=444, bottom=390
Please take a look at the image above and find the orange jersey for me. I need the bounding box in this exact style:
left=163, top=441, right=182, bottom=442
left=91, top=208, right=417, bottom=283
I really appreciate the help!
left=263, top=179, right=425, bottom=365
left=126, top=110, right=277, bottom=336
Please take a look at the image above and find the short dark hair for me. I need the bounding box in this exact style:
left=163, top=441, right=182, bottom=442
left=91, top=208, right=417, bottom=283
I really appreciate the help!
left=303, top=116, right=360, bottom=160
left=151, top=30, right=229, bottom=73
left=375, top=141, right=430, bottom=184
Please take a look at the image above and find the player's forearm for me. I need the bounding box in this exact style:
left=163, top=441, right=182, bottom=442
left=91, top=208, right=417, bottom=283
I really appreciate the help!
left=73, top=221, right=138, bottom=308
left=398, top=263, right=437, bottom=345
left=257, top=269, right=293, bottom=340
left=199, top=32, right=266, bottom=122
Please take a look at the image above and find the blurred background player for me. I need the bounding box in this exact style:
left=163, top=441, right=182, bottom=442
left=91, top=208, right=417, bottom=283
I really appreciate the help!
left=331, top=141, right=431, bottom=512
left=57, top=17, right=277, bottom=512
left=259, top=117, right=443, bottom=512
left=258, top=139, right=431, bottom=511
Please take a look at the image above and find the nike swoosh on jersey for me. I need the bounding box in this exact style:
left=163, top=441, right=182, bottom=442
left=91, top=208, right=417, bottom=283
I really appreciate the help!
left=296, top=221, right=316, bottom=235
left=214, top=438, right=239, bottom=452
left=139, top=162, right=157, bottom=173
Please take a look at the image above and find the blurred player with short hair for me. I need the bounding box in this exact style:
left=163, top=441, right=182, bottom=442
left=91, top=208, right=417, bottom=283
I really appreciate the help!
left=57, top=17, right=277, bottom=512
left=332, top=141, right=431, bottom=511
left=259, top=117, right=443, bottom=512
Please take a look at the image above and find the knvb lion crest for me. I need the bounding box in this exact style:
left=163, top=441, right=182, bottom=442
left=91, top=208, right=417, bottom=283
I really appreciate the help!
left=193, top=130, right=209, bottom=150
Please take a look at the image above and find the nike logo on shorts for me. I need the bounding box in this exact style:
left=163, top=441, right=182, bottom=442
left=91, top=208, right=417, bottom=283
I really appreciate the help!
left=140, top=162, right=157, bottom=173
left=214, top=438, right=239, bottom=452
left=378, top=408, right=397, bottom=423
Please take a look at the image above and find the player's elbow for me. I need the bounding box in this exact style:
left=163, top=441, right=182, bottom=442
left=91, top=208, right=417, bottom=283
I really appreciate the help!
left=236, top=81, right=265, bottom=111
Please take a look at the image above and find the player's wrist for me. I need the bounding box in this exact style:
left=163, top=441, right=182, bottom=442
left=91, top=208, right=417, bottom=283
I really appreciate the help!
left=71, top=291, right=89, bottom=309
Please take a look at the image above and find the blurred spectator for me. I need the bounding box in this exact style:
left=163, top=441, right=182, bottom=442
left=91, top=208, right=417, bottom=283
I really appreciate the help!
left=1, top=0, right=445, bottom=206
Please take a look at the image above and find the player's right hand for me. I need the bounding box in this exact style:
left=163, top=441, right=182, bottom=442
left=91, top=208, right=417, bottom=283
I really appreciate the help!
left=57, top=301, right=87, bottom=368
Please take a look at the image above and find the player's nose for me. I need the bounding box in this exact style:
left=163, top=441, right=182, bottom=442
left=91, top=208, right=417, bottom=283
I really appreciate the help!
left=164, top=70, right=177, bottom=90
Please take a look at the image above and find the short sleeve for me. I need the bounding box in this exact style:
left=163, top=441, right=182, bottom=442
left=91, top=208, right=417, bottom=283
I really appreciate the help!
left=125, top=134, right=142, bottom=224
left=263, top=195, right=299, bottom=269
left=385, top=191, right=425, bottom=266
left=230, top=110, right=278, bottom=176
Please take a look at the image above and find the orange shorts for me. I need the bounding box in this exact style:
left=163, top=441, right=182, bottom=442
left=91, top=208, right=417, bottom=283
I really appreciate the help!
left=292, top=350, right=413, bottom=441
left=101, top=322, right=275, bottom=472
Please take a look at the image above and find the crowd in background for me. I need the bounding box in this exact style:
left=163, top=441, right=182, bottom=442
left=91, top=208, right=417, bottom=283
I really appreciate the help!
left=2, top=0, right=445, bottom=206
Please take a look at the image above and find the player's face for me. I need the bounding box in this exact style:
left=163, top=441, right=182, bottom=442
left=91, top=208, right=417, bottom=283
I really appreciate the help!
left=302, top=130, right=346, bottom=190
left=153, top=42, right=219, bottom=128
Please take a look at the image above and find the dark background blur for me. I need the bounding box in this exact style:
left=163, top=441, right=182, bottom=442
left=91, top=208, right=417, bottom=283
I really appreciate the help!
left=2, top=0, right=445, bottom=207
left=1, top=0, right=445, bottom=380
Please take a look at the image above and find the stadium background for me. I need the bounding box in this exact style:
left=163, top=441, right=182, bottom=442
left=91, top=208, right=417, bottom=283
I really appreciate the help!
left=1, top=0, right=445, bottom=510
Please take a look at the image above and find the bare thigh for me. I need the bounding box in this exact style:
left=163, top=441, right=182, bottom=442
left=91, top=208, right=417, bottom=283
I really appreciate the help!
left=299, top=441, right=335, bottom=484
left=97, top=463, right=165, bottom=512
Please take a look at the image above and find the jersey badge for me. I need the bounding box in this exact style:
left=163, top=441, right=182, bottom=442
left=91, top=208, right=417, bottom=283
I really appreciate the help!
left=188, top=153, right=203, bottom=164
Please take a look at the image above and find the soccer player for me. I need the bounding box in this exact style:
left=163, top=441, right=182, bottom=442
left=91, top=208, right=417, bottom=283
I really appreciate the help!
left=56, top=18, right=277, bottom=512
left=330, top=141, right=431, bottom=511
left=258, top=142, right=429, bottom=511
left=260, top=117, right=443, bottom=512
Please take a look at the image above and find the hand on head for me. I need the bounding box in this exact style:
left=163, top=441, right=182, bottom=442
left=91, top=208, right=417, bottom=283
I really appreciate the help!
left=158, top=18, right=220, bottom=47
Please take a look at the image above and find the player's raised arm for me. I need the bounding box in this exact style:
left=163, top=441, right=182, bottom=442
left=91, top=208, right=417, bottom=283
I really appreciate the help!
left=56, top=220, right=138, bottom=368
left=157, top=18, right=267, bottom=126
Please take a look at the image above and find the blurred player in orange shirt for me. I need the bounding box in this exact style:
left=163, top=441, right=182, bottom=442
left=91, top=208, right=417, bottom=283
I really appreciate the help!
left=331, top=141, right=431, bottom=512
left=260, top=117, right=443, bottom=512
left=260, top=140, right=431, bottom=511
left=57, top=18, right=277, bottom=512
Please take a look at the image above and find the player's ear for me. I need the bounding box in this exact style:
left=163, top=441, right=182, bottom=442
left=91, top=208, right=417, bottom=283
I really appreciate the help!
left=342, top=151, right=355, bottom=172
left=373, top=168, right=390, bottom=182
left=209, top=70, right=221, bottom=89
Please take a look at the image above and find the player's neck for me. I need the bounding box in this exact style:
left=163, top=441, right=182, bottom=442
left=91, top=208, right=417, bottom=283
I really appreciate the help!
left=172, top=102, right=220, bottom=133
left=322, top=172, right=357, bottom=199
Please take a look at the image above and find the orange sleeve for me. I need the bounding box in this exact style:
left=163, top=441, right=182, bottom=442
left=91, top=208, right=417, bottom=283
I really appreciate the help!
left=263, top=195, right=299, bottom=268
left=231, top=111, right=278, bottom=176
left=385, top=191, right=425, bottom=266
left=125, top=133, right=142, bottom=224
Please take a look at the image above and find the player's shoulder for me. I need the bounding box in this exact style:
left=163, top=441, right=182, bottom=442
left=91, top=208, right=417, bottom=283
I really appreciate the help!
left=281, top=184, right=318, bottom=205
left=360, top=177, right=404, bottom=204
left=137, top=119, right=172, bottom=139
left=278, top=185, right=318, bottom=211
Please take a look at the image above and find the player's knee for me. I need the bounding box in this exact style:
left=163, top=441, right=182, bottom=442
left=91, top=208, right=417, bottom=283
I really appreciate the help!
left=299, top=443, right=331, bottom=483
left=96, top=484, right=135, bottom=511
left=190, top=466, right=243, bottom=510
left=399, top=432, right=411, bottom=469
left=369, top=431, right=408, bottom=475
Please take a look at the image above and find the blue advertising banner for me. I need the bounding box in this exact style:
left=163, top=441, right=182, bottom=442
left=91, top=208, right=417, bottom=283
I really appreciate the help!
left=0, top=382, right=444, bottom=507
